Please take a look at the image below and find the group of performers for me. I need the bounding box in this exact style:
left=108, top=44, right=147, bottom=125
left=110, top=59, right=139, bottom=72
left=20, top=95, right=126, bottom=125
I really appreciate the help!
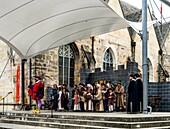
left=71, top=82, right=125, bottom=112
left=27, top=73, right=143, bottom=114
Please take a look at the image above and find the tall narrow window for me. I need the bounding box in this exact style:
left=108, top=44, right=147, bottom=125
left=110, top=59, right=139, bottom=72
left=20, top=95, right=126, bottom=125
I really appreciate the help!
left=59, top=45, right=74, bottom=86
left=103, top=49, right=113, bottom=71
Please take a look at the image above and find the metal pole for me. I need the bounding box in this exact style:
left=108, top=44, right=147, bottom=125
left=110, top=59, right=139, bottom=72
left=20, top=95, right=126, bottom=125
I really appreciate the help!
left=142, top=0, right=148, bottom=114
left=21, top=59, right=27, bottom=108
left=2, top=98, right=4, bottom=115
left=29, top=58, right=32, bottom=107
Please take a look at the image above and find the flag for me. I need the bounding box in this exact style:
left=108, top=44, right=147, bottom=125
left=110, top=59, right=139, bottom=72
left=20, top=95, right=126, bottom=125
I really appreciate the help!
left=16, top=65, right=20, bottom=103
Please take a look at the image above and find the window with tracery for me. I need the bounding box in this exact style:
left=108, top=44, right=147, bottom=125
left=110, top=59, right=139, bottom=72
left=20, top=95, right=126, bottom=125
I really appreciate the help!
left=59, top=45, right=74, bottom=86
left=103, top=49, right=113, bottom=71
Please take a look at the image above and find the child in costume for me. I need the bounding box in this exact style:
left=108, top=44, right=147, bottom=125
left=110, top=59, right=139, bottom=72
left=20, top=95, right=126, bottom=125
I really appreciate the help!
left=73, top=90, right=80, bottom=111
left=107, top=88, right=115, bottom=112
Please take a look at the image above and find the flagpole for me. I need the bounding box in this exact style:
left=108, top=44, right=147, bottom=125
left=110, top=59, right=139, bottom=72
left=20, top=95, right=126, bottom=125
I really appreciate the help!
left=142, top=0, right=148, bottom=114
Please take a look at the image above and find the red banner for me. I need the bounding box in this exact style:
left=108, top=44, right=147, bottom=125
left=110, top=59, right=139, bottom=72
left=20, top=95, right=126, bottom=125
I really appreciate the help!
left=16, top=65, right=20, bottom=103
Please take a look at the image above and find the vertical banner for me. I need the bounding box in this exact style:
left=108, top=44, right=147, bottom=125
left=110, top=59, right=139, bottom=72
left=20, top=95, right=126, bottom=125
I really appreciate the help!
left=16, top=65, right=20, bottom=103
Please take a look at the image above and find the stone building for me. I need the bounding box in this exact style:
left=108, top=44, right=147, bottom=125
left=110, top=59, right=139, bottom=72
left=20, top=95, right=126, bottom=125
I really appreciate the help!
left=0, top=0, right=169, bottom=110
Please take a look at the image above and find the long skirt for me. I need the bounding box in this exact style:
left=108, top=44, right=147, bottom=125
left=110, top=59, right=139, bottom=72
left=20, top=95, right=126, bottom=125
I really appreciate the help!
left=74, top=104, right=80, bottom=111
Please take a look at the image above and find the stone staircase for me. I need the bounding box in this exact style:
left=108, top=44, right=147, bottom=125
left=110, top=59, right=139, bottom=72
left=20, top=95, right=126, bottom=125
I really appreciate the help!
left=0, top=111, right=170, bottom=128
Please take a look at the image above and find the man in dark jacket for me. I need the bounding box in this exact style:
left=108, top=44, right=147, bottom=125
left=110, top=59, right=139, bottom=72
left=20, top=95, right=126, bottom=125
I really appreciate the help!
left=127, top=74, right=138, bottom=114
left=134, top=73, right=143, bottom=113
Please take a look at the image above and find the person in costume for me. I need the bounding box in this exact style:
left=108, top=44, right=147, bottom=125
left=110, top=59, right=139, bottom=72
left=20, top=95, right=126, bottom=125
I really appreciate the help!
left=83, top=84, right=93, bottom=112
left=127, top=74, right=138, bottom=114
left=62, top=84, right=69, bottom=111
left=115, top=81, right=125, bottom=111
left=79, top=83, right=85, bottom=112
left=134, top=73, right=143, bottom=113
left=52, top=84, right=58, bottom=111
left=58, top=86, right=64, bottom=111
left=101, top=83, right=108, bottom=112
left=28, top=81, right=34, bottom=98
left=73, top=90, right=80, bottom=111
left=107, top=88, right=115, bottom=112
left=94, top=84, right=104, bottom=112
left=32, top=76, right=44, bottom=113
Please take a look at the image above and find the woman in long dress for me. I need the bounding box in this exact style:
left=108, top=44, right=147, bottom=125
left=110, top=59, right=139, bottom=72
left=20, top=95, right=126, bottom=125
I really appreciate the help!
left=95, top=84, right=104, bottom=112
left=115, top=82, right=125, bottom=111
left=58, top=86, right=64, bottom=111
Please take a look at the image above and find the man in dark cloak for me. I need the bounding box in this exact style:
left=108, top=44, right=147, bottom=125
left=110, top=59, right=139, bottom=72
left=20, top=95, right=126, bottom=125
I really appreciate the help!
left=127, top=74, right=138, bottom=113
left=79, top=83, right=85, bottom=112
left=134, top=73, right=143, bottom=113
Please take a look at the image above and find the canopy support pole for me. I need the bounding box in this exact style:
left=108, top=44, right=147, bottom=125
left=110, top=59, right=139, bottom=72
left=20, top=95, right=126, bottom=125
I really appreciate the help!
left=29, top=58, right=32, bottom=107
left=21, top=59, right=27, bottom=108
left=142, top=0, right=148, bottom=114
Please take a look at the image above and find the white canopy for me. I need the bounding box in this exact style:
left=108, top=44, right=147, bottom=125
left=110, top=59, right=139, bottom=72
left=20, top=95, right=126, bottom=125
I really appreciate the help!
left=0, top=0, right=129, bottom=59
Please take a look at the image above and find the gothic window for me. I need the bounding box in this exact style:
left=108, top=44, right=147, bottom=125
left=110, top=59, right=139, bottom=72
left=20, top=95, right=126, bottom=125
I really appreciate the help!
left=103, top=49, right=113, bottom=71
left=59, top=45, right=74, bottom=86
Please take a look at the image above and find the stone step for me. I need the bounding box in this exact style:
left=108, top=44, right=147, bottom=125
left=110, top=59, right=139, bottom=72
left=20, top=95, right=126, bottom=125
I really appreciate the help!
left=0, top=119, right=125, bottom=129
left=2, top=111, right=170, bottom=128
left=0, top=123, right=57, bottom=129
left=2, top=115, right=170, bottom=128
left=143, top=126, right=170, bottom=129
left=5, top=112, right=170, bottom=122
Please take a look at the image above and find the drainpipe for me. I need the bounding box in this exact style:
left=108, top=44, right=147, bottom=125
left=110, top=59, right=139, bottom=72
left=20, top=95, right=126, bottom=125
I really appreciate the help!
left=21, top=59, right=27, bottom=107
left=92, top=37, right=94, bottom=56
left=29, top=58, right=32, bottom=107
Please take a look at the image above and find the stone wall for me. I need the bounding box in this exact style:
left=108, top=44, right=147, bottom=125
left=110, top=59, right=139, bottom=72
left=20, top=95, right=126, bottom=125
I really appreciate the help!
left=0, top=41, right=15, bottom=110
left=86, top=62, right=138, bottom=89
left=148, top=82, right=170, bottom=112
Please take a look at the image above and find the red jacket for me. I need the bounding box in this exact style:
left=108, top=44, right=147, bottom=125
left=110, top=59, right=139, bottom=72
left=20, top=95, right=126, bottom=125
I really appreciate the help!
left=32, top=80, right=44, bottom=100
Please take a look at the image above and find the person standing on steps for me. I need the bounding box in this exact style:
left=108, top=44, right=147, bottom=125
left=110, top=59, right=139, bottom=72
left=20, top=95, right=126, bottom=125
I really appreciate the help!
left=134, top=73, right=143, bottom=113
left=127, top=74, right=138, bottom=114
left=115, top=81, right=125, bottom=111
left=32, top=76, right=44, bottom=113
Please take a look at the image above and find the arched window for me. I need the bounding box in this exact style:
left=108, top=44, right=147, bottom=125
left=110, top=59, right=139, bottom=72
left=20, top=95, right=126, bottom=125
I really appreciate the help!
left=59, top=45, right=74, bottom=86
left=147, top=58, right=153, bottom=82
left=103, top=49, right=113, bottom=71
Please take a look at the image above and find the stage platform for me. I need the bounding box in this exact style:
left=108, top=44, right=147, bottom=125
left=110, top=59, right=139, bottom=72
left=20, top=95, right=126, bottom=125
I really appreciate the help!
left=0, top=110, right=170, bottom=128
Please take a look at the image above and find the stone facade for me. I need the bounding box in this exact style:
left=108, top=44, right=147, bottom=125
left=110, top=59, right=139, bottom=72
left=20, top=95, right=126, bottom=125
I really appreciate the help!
left=0, top=41, right=15, bottom=108
left=0, top=0, right=169, bottom=111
